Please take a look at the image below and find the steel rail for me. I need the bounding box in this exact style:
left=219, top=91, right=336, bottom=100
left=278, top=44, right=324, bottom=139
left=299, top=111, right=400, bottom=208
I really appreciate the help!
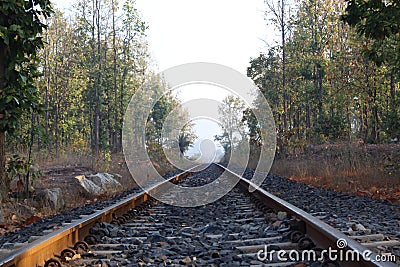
left=216, top=164, right=397, bottom=267
left=0, top=166, right=199, bottom=267
left=1, top=164, right=396, bottom=267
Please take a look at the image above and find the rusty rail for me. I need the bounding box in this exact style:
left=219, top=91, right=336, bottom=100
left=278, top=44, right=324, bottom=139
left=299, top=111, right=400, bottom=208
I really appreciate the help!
left=217, top=164, right=397, bottom=267
left=0, top=166, right=197, bottom=267
left=1, top=164, right=396, bottom=267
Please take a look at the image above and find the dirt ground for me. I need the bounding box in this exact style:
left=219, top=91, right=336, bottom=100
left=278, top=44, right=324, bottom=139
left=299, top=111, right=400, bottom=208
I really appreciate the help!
left=36, top=166, right=95, bottom=206
left=1, top=144, right=399, bottom=237
left=0, top=156, right=156, bottom=237
left=0, top=165, right=125, bottom=237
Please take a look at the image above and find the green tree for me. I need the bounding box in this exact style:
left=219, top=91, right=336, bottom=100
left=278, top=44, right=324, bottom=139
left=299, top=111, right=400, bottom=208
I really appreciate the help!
left=31, top=0, right=148, bottom=156
left=342, top=0, right=400, bottom=140
left=341, top=0, right=399, bottom=42
left=178, top=132, right=193, bottom=155
left=265, top=0, right=292, bottom=133
left=249, top=0, right=399, bottom=150
left=215, top=95, right=247, bottom=156
left=0, top=0, right=53, bottom=202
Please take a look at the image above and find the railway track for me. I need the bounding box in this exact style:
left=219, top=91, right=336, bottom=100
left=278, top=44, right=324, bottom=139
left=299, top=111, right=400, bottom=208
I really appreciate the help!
left=0, top=164, right=398, bottom=267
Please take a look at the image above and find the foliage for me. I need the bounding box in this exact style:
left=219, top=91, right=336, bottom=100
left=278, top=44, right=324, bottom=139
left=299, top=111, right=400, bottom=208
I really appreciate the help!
left=341, top=0, right=399, bottom=41
left=242, top=108, right=261, bottom=146
left=384, top=150, right=400, bottom=175
left=215, top=95, right=247, bottom=147
left=176, top=120, right=197, bottom=156
left=214, top=131, right=231, bottom=156
left=1, top=0, right=194, bottom=193
left=0, top=0, right=53, bottom=202
left=341, top=0, right=400, bottom=70
left=247, top=0, right=400, bottom=156
left=315, top=112, right=349, bottom=140
left=0, top=0, right=53, bottom=133
left=9, top=0, right=165, bottom=156
left=178, top=133, right=193, bottom=155
left=214, top=95, right=248, bottom=162
left=6, top=154, right=41, bottom=192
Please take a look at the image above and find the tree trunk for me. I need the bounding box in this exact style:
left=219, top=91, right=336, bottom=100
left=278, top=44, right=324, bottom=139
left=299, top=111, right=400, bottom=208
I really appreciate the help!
left=112, top=0, right=118, bottom=152
left=363, top=105, right=369, bottom=142
left=0, top=43, right=8, bottom=202
left=91, top=0, right=101, bottom=156
left=54, top=27, right=60, bottom=155
left=95, top=0, right=101, bottom=156
left=390, top=73, right=395, bottom=109
left=265, top=0, right=288, bottom=144
left=119, top=67, right=127, bottom=150
left=281, top=0, right=287, bottom=133
left=372, top=86, right=379, bottom=143
left=0, top=131, right=7, bottom=202
left=44, top=32, right=50, bottom=151
left=279, top=0, right=288, bottom=156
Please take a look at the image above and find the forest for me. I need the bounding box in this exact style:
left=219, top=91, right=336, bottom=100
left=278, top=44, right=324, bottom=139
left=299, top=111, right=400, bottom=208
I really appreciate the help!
left=248, top=0, right=400, bottom=152
left=0, top=0, right=399, bottom=204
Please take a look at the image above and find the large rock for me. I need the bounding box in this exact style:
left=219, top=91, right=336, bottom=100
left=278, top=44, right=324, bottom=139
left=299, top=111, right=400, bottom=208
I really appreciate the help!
left=35, top=188, right=65, bottom=211
left=75, top=175, right=104, bottom=195
left=75, top=173, right=122, bottom=195
left=88, top=173, right=122, bottom=192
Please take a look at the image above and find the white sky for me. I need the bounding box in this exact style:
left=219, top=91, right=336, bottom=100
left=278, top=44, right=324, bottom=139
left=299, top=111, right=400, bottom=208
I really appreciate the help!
left=135, top=0, right=273, bottom=74
left=53, top=0, right=275, bottom=75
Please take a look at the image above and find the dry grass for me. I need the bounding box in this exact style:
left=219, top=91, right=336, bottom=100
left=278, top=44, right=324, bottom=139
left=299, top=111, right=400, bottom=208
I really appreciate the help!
left=1, top=149, right=177, bottom=234
left=34, top=149, right=176, bottom=188
left=270, top=143, right=400, bottom=203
